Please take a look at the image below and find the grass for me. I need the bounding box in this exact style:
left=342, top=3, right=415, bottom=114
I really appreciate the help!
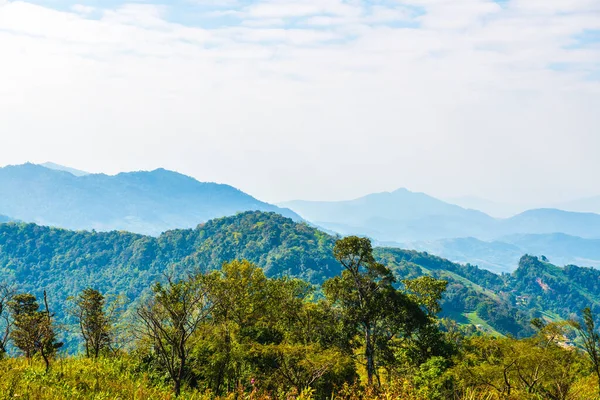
left=438, top=271, right=500, bottom=301
left=464, top=312, right=504, bottom=337
left=0, top=356, right=187, bottom=400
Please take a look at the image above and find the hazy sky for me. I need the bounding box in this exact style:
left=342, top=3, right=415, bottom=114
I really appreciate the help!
left=1, top=0, right=599, bottom=204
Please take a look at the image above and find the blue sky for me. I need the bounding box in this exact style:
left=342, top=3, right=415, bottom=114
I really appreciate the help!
left=0, top=0, right=599, bottom=204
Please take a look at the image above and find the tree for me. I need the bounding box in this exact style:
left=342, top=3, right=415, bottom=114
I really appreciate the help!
left=402, top=276, right=453, bottom=365
left=137, top=275, right=213, bottom=397
left=403, top=276, right=448, bottom=317
left=323, top=236, right=428, bottom=386
left=452, top=322, right=585, bottom=399
left=8, top=291, right=62, bottom=372
left=571, top=307, right=600, bottom=396
left=0, top=283, right=15, bottom=357
left=70, top=288, right=112, bottom=358
left=200, top=260, right=273, bottom=394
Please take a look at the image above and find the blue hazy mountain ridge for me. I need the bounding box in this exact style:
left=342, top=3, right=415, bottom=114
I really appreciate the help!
left=555, top=195, right=600, bottom=215
left=0, top=163, right=301, bottom=235
left=499, top=209, right=600, bottom=238
left=40, top=162, right=90, bottom=177
left=398, top=233, right=600, bottom=274
left=443, top=195, right=528, bottom=218
left=281, top=189, right=600, bottom=243
left=403, top=237, right=523, bottom=273
left=0, top=214, right=12, bottom=223
left=280, top=188, right=497, bottom=242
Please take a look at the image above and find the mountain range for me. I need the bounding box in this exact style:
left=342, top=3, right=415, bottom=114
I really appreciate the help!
left=280, top=190, right=600, bottom=242
left=40, top=161, right=90, bottom=177
left=444, top=195, right=600, bottom=218
left=0, top=163, right=300, bottom=235
left=281, top=190, right=600, bottom=272
left=556, top=195, right=600, bottom=215
left=1, top=163, right=600, bottom=273
left=441, top=195, right=528, bottom=218
left=1, top=211, right=599, bottom=349
left=398, top=233, right=600, bottom=273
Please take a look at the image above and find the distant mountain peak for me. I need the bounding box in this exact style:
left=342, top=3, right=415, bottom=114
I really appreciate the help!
left=391, top=187, right=411, bottom=194
left=40, top=162, right=89, bottom=177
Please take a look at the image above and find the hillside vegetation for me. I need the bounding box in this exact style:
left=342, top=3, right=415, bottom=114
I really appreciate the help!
left=1, top=228, right=600, bottom=399
left=1, top=211, right=599, bottom=344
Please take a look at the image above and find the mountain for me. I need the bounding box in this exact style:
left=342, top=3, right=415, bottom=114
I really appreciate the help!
left=280, top=188, right=497, bottom=242
left=443, top=195, right=527, bottom=218
left=40, top=162, right=89, bottom=177
left=405, top=237, right=523, bottom=273
left=0, top=163, right=301, bottom=235
left=556, top=195, right=600, bottom=214
left=0, top=211, right=339, bottom=302
left=1, top=210, right=598, bottom=347
left=0, top=212, right=337, bottom=350
left=282, top=191, right=600, bottom=267
left=510, top=255, right=600, bottom=320
left=401, top=233, right=600, bottom=274
left=501, top=208, right=600, bottom=238
left=0, top=214, right=12, bottom=223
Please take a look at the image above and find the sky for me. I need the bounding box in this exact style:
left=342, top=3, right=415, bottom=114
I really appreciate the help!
left=0, top=0, right=599, bottom=205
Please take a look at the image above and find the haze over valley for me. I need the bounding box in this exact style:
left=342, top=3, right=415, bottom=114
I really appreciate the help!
left=1, top=162, right=600, bottom=274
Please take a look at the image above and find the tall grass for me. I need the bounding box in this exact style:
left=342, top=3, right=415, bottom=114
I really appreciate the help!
left=1, top=357, right=598, bottom=400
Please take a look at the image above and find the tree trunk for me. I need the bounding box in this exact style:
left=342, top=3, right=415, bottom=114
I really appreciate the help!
left=41, top=346, right=50, bottom=374
left=174, top=379, right=181, bottom=397
left=595, top=365, right=600, bottom=398
left=365, top=326, right=375, bottom=386
left=175, top=339, right=186, bottom=397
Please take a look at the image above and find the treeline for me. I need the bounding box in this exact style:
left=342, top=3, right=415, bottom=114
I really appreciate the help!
left=2, top=237, right=600, bottom=399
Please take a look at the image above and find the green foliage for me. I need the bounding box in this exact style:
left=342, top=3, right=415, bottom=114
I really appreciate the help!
left=1, top=211, right=600, bottom=353
left=403, top=276, right=448, bottom=316
left=1, top=255, right=600, bottom=399
left=0, top=212, right=340, bottom=350
left=137, top=275, right=213, bottom=396
left=8, top=292, right=63, bottom=371
left=185, top=260, right=355, bottom=398
left=511, top=255, right=600, bottom=319
left=69, top=289, right=113, bottom=358
left=0, top=356, right=193, bottom=399
left=324, top=237, right=431, bottom=386
left=450, top=322, right=588, bottom=399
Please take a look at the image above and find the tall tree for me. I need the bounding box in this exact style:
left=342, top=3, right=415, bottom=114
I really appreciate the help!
left=323, top=236, right=427, bottom=386
left=8, top=291, right=62, bottom=372
left=70, top=288, right=112, bottom=358
left=202, top=260, right=273, bottom=394
left=137, top=275, right=213, bottom=397
left=0, top=283, right=15, bottom=357
left=571, top=307, right=600, bottom=396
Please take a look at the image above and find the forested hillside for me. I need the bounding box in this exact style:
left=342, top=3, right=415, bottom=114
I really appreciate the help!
left=1, top=226, right=600, bottom=399
left=0, top=212, right=338, bottom=319
left=1, top=211, right=599, bottom=344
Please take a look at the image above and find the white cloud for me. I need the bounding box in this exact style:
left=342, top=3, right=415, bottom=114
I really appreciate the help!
left=71, top=4, right=95, bottom=15
left=0, top=0, right=598, bottom=204
left=245, top=0, right=362, bottom=19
